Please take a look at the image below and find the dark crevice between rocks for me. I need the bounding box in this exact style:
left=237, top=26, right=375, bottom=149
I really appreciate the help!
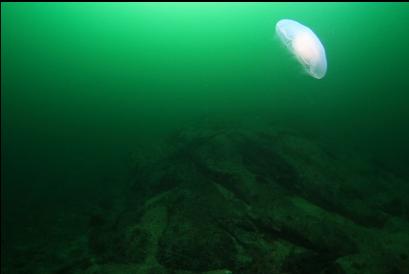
left=282, top=250, right=346, bottom=274
left=240, top=140, right=301, bottom=193
left=53, top=258, right=94, bottom=274
left=250, top=215, right=357, bottom=262
left=194, top=161, right=252, bottom=205
left=252, top=217, right=323, bottom=255
left=213, top=217, right=257, bottom=250
left=302, top=191, right=388, bottom=228
left=240, top=139, right=387, bottom=228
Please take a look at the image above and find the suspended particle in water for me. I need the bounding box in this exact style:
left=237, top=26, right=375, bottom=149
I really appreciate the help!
left=276, top=19, right=327, bottom=79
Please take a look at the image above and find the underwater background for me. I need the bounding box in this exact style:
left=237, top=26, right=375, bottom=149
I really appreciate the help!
left=1, top=3, right=409, bottom=274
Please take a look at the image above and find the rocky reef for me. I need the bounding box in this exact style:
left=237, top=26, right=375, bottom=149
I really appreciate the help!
left=4, top=122, right=409, bottom=274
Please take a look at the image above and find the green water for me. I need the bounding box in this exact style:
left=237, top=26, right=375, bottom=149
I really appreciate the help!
left=1, top=3, right=409, bottom=274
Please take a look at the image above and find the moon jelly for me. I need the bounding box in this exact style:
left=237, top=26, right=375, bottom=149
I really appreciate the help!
left=276, top=19, right=327, bottom=79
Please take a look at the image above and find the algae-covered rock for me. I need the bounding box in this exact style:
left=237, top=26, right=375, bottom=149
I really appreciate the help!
left=156, top=186, right=240, bottom=272
left=76, top=122, right=409, bottom=274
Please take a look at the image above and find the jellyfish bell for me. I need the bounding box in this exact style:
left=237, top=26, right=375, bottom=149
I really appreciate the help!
left=276, top=19, right=327, bottom=79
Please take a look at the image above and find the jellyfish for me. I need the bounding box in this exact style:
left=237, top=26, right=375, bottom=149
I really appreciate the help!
left=276, top=19, right=327, bottom=79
